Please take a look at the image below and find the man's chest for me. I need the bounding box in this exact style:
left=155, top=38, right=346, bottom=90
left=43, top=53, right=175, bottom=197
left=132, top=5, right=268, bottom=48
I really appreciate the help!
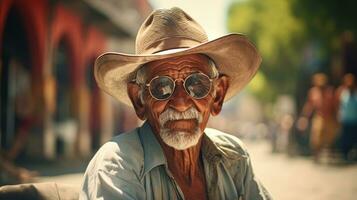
left=141, top=162, right=240, bottom=200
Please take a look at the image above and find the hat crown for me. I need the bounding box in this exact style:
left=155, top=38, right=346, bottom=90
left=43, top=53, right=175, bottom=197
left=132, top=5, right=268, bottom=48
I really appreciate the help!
left=135, top=7, right=209, bottom=54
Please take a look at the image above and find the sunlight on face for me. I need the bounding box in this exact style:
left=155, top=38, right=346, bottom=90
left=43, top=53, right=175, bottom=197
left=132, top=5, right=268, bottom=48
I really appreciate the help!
left=159, top=107, right=203, bottom=150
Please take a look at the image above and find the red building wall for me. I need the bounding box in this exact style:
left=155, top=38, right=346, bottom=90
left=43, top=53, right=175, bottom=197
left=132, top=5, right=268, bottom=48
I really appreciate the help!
left=0, top=0, right=110, bottom=158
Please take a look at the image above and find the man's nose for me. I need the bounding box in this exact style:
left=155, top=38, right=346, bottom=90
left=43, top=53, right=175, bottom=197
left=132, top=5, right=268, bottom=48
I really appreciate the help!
left=168, top=84, right=193, bottom=112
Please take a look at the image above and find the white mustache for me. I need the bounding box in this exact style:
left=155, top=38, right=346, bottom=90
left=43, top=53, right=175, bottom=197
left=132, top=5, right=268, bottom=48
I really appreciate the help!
left=159, top=107, right=202, bottom=127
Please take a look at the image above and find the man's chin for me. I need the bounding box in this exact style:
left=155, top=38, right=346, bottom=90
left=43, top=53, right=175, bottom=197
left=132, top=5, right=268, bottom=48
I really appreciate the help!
left=163, top=138, right=198, bottom=150
left=159, top=128, right=202, bottom=150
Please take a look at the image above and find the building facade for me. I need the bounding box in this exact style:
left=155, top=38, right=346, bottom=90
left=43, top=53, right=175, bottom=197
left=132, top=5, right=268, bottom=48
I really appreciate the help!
left=0, top=0, right=151, bottom=160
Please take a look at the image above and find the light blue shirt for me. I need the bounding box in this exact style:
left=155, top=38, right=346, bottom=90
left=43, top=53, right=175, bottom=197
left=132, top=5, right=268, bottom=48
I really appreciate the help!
left=80, top=121, right=272, bottom=200
left=339, top=89, right=357, bottom=123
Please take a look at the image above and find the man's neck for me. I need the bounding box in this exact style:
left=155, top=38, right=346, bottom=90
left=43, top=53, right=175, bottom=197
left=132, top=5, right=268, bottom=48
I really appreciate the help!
left=150, top=125, right=208, bottom=199
left=161, top=139, right=203, bottom=183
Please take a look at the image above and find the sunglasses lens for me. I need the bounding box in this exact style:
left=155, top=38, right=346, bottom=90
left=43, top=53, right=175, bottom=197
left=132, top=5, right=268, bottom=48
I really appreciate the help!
left=149, top=76, right=175, bottom=100
left=184, top=73, right=211, bottom=99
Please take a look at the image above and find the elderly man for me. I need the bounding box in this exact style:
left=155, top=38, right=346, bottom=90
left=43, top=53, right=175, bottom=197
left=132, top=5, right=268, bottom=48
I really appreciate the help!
left=81, top=7, right=272, bottom=200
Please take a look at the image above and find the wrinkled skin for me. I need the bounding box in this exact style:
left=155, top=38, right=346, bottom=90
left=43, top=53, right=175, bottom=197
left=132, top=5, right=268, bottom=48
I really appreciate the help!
left=128, top=54, right=229, bottom=200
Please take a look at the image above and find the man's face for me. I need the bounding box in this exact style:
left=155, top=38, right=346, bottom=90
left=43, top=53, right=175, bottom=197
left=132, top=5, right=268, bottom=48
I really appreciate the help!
left=142, top=54, right=218, bottom=150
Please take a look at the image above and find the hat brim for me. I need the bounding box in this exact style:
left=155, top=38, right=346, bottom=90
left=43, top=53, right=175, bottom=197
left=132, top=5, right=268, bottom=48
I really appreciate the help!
left=94, top=33, right=262, bottom=107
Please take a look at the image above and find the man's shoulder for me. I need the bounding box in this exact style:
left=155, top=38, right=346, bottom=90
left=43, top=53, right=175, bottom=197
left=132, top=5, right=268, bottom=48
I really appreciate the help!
left=204, top=128, right=249, bottom=158
left=87, top=128, right=144, bottom=174
left=100, top=127, right=142, bottom=152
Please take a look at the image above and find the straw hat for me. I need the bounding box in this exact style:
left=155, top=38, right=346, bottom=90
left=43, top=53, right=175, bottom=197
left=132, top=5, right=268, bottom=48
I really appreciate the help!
left=94, top=7, right=261, bottom=106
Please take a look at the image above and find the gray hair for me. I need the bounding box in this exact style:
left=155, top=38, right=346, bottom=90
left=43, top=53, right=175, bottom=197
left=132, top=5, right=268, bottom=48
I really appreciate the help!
left=135, top=57, right=219, bottom=103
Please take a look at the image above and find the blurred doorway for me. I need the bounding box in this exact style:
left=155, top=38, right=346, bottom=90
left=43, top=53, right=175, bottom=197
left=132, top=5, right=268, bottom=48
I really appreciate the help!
left=85, top=57, right=101, bottom=151
left=52, top=39, right=77, bottom=158
left=0, top=7, right=34, bottom=159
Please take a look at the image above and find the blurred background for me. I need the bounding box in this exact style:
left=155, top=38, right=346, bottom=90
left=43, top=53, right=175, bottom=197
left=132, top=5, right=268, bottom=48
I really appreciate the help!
left=0, top=0, right=356, bottom=199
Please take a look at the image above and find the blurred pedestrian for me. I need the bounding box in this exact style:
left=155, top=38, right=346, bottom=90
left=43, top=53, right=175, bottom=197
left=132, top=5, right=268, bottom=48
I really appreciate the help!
left=0, top=59, right=38, bottom=184
left=336, top=73, right=357, bottom=161
left=297, top=73, right=338, bottom=161
left=271, top=95, right=296, bottom=154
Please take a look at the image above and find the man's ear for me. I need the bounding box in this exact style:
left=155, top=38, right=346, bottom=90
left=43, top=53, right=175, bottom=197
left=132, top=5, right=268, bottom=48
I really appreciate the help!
left=127, top=82, right=146, bottom=120
left=211, top=75, right=229, bottom=116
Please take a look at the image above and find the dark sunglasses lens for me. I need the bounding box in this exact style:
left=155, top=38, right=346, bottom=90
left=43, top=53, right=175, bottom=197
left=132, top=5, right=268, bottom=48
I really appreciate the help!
left=185, top=73, right=211, bottom=98
left=149, top=76, right=175, bottom=100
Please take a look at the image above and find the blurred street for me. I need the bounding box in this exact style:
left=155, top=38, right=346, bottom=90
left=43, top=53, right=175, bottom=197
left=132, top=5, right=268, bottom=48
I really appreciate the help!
left=245, top=140, right=357, bottom=200
left=33, top=140, right=357, bottom=200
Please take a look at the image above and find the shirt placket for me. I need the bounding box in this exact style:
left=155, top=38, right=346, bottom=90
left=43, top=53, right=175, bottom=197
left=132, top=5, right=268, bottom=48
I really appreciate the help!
left=203, top=154, right=222, bottom=200
left=164, top=165, right=185, bottom=200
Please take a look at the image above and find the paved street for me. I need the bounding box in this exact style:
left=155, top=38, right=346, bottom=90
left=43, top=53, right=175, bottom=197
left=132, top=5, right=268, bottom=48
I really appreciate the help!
left=244, top=141, right=357, bottom=200
left=36, top=140, right=357, bottom=200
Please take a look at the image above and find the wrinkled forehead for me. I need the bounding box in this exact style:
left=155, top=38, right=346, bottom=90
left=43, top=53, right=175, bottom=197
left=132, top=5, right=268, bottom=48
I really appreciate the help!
left=145, top=54, right=212, bottom=76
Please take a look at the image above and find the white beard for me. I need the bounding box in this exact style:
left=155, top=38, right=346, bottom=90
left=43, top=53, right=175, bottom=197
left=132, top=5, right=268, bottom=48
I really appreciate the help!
left=159, top=107, right=203, bottom=150
left=159, top=127, right=202, bottom=150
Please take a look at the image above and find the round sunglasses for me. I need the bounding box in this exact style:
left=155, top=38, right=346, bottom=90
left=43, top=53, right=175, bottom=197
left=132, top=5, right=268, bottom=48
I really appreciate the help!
left=144, top=72, right=216, bottom=100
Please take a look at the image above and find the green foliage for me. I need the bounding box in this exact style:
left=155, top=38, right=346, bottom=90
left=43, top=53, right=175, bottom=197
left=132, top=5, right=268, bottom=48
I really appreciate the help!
left=247, top=71, right=273, bottom=102
left=293, top=0, right=357, bottom=55
left=293, top=0, right=357, bottom=37
left=227, top=0, right=305, bottom=102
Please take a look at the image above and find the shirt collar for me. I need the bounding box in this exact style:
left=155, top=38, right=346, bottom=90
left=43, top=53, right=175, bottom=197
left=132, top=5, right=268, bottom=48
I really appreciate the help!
left=203, top=128, right=246, bottom=162
left=138, top=121, right=167, bottom=176
left=201, top=134, right=224, bottom=163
